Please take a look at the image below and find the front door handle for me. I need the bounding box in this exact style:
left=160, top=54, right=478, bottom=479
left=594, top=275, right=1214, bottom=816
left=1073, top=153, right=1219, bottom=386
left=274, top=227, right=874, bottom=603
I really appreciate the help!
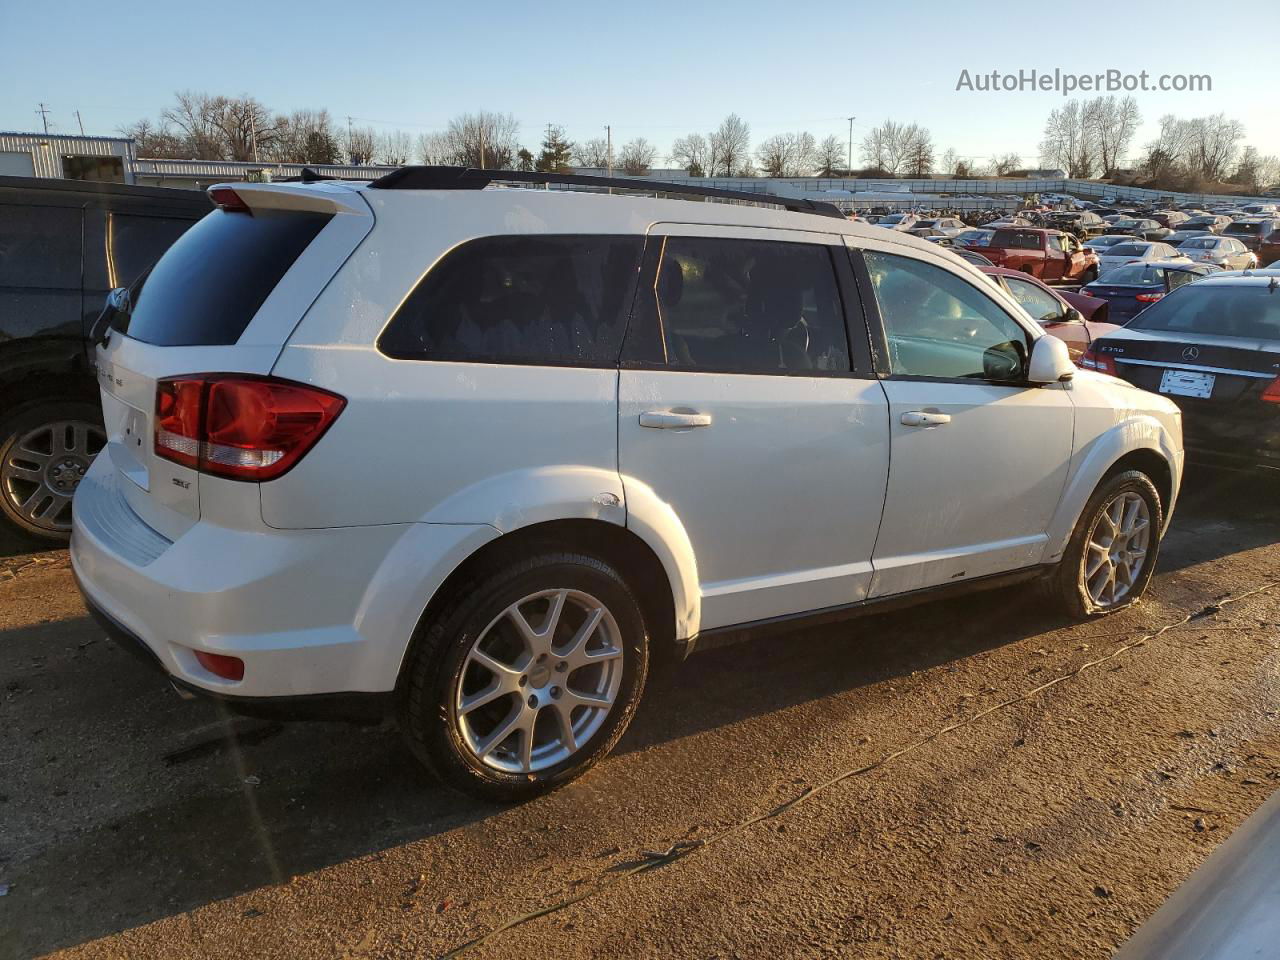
left=900, top=411, right=952, bottom=428
left=639, top=410, right=713, bottom=430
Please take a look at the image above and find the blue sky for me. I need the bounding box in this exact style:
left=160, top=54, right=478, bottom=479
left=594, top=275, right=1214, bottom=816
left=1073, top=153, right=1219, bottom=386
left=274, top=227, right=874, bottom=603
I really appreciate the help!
left=3, top=1, right=1276, bottom=167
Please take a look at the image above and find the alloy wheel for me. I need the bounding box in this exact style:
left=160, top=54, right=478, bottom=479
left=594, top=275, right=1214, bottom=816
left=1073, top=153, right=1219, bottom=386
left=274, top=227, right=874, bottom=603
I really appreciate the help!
left=2, top=420, right=105, bottom=533
left=454, top=588, right=624, bottom=774
left=1082, top=491, right=1151, bottom=607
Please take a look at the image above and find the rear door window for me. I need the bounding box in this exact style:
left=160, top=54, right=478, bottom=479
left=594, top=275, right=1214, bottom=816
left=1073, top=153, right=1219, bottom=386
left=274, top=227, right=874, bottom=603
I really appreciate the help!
left=378, top=235, right=643, bottom=366
left=122, top=208, right=331, bottom=346
left=625, top=236, right=851, bottom=375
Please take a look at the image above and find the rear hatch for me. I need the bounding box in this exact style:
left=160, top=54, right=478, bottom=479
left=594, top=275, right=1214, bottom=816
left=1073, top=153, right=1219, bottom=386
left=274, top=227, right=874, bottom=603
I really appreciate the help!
left=94, top=183, right=373, bottom=540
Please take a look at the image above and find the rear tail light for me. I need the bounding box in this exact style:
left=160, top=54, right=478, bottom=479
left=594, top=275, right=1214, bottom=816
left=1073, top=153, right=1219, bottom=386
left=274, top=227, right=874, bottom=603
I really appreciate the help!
left=208, top=187, right=251, bottom=214
left=155, top=375, right=345, bottom=481
left=194, top=650, right=245, bottom=681
left=1079, top=289, right=1094, bottom=296
left=1134, top=292, right=1164, bottom=303
left=1263, top=376, right=1280, bottom=405
left=1080, top=344, right=1119, bottom=376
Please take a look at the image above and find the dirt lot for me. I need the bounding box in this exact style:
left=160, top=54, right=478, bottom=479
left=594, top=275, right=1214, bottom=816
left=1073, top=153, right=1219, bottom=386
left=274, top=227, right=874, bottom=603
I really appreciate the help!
left=1, top=466, right=1278, bottom=960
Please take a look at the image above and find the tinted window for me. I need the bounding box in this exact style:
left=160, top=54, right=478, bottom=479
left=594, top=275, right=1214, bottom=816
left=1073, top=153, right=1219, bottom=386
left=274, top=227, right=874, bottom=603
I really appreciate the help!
left=1004, top=277, right=1064, bottom=323
left=124, top=209, right=330, bottom=346
left=992, top=229, right=1041, bottom=250
left=0, top=204, right=81, bottom=289
left=107, top=214, right=194, bottom=289
left=1167, top=270, right=1201, bottom=290
left=1224, top=222, right=1263, bottom=236
left=865, top=251, right=1030, bottom=381
left=378, top=235, right=642, bottom=366
left=1106, top=243, right=1149, bottom=258
left=638, top=237, right=850, bottom=375
left=1099, top=264, right=1167, bottom=286
left=1129, top=285, right=1280, bottom=339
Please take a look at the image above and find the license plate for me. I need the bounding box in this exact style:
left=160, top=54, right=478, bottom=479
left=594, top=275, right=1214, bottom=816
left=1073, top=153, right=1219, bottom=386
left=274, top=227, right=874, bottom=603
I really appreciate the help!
left=1159, top=368, right=1215, bottom=399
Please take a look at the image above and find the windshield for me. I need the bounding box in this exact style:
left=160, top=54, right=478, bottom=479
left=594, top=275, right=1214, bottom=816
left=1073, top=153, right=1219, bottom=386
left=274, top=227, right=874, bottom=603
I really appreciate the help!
left=1113, top=220, right=1142, bottom=229
left=1105, top=243, right=1149, bottom=258
left=1129, top=284, right=1280, bottom=339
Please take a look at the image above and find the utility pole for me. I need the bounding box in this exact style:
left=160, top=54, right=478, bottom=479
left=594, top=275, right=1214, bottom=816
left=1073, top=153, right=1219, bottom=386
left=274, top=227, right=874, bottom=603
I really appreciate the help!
left=847, top=116, right=856, bottom=178
left=605, top=125, right=612, bottom=177
left=36, top=102, right=50, bottom=135
left=75, top=110, right=85, bottom=136
left=478, top=123, right=486, bottom=169
left=346, top=116, right=354, bottom=163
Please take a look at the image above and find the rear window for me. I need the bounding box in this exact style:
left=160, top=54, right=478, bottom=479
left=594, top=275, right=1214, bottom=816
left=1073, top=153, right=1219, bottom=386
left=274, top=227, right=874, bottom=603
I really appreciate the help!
left=121, top=208, right=331, bottom=346
left=991, top=229, right=1041, bottom=250
left=1105, top=243, right=1149, bottom=258
left=378, top=235, right=643, bottom=366
left=1224, top=222, right=1263, bottom=236
left=1129, top=285, right=1280, bottom=339
left=1097, top=264, right=1167, bottom=285
left=1179, top=237, right=1217, bottom=249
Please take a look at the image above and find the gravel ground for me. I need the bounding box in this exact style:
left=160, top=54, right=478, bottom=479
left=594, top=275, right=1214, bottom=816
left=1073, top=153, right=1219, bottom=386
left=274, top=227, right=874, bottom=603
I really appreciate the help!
left=1, top=466, right=1278, bottom=960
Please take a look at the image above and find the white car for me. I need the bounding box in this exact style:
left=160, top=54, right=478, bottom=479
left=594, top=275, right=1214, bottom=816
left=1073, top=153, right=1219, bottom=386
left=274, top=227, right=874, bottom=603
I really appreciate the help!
left=1097, top=241, right=1186, bottom=277
left=876, top=212, right=918, bottom=231
left=1084, top=234, right=1138, bottom=255
left=72, top=171, right=1184, bottom=800
left=1176, top=235, right=1257, bottom=271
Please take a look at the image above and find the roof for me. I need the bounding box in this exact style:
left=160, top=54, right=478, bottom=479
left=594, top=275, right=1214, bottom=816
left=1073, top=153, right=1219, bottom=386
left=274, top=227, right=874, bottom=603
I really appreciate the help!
left=0, top=130, right=134, bottom=144
left=0, top=174, right=207, bottom=205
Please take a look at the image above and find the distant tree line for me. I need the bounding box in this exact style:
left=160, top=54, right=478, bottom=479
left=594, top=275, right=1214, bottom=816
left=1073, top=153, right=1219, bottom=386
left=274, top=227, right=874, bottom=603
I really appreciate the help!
left=121, top=91, right=1280, bottom=192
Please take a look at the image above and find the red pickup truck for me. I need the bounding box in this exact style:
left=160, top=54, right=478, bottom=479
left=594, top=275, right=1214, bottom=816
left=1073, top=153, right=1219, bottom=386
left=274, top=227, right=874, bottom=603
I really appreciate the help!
left=967, top=227, right=1099, bottom=285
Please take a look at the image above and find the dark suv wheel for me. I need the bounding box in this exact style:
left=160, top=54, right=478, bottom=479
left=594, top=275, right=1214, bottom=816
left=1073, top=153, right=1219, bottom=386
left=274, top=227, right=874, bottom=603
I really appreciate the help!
left=0, top=400, right=106, bottom=542
left=399, top=551, right=650, bottom=801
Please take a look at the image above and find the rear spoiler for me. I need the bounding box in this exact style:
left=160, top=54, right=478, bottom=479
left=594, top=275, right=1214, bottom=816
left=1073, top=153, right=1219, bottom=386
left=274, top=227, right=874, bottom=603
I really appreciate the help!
left=205, top=181, right=369, bottom=217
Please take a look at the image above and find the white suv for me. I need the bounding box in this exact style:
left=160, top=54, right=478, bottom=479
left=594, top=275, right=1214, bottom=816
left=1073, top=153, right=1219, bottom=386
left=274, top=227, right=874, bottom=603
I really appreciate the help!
left=72, top=169, right=1183, bottom=800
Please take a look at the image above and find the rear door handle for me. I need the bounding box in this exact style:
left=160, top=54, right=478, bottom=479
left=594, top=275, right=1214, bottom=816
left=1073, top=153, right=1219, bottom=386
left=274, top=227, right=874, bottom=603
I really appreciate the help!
left=900, top=411, right=952, bottom=428
left=639, top=410, right=713, bottom=429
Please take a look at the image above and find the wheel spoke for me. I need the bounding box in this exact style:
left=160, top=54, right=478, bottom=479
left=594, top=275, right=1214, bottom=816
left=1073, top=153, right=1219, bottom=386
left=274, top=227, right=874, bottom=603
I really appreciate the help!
left=459, top=679, right=513, bottom=716
left=565, top=689, right=612, bottom=711
left=553, top=702, right=578, bottom=753
left=3, top=458, right=43, bottom=482
left=557, top=605, right=604, bottom=667
left=476, top=708, right=523, bottom=759
left=1085, top=542, right=1109, bottom=579
left=518, top=717, right=536, bottom=772
left=469, top=647, right=523, bottom=681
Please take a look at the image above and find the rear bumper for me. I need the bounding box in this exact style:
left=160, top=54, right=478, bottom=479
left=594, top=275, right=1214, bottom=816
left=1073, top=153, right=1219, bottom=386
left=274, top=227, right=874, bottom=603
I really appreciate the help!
left=71, top=455, right=499, bottom=700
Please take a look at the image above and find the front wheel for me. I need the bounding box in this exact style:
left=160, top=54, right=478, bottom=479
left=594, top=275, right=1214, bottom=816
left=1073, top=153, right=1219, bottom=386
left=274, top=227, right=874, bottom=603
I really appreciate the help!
left=1043, top=470, right=1163, bottom=619
left=399, top=552, right=649, bottom=801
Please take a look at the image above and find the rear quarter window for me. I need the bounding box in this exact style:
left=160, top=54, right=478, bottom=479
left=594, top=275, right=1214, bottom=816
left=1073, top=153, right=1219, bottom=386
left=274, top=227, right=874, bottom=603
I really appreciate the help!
left=122, top=208, right=331, bottom=346
left=378, top=235, right=643, bottom=366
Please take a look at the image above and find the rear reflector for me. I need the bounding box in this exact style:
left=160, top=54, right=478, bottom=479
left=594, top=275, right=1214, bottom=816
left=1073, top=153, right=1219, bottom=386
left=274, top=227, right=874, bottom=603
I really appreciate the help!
left=155, top=375, right=345, bottom=481
left=194, top=650, right=245, bottom=681
left=208, top=187, right=251, bottom=214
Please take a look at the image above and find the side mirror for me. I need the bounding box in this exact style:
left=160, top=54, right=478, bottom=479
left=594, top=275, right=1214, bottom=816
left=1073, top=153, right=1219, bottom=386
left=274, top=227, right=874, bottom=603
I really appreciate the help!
left=1062, top=306, right=1084, bottom=324
left=1027, top=335, right=1075, bottom=384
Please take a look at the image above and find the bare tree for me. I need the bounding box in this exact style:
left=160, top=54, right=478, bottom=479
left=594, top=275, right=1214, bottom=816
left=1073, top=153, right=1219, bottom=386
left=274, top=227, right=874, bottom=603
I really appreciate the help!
left=1187, top=113, right=1244, bottom=182
left=988, top=153, right=1022, bottom=176
left=378, top=131, right=414, bottom=166
left=756, top=132, right=817, bottom=177
left=860, top=120, right=933, bottom=176
left=448, top=111, right=520, bottom=169
left=1089, top=95, right=1141, bottom=177
left=346, top=126, right=378, bottom=165
left=161, top=91, right=227, bottom=160
left=814, top=135, right=844, bottom=176
left=272, top=110, right=339, bottom=163
left=940, top=148, right=959, bottom=176
left=619, top=137, right=657, bottom=175
left=709, top=114, right=751, bottom=176
left=573, top=138, right=611, bottom=168
left=1039, top=99, right=1099, bottom=178
left=121, top=118, right=188, bottom=159
left=1140, top=112, right=1245, bottom=186
left=670, top=133, right=709, bottom=177
left=417, top=131, right=455, bottom=165
left=953, top=158, right=975, bottom=178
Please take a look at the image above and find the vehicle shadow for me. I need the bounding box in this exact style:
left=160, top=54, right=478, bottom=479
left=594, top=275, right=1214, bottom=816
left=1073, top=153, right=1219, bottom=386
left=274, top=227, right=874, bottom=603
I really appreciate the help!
left=4, top=466, right=1273, bottom=957
left=1157, top=465, right=1280, bottom=574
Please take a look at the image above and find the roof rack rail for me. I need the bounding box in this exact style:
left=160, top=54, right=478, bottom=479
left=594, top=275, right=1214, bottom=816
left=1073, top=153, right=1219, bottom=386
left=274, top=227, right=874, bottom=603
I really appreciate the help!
left=278, top=167, right=339, bottom=183
left=367, top=166, right=846, bottom=219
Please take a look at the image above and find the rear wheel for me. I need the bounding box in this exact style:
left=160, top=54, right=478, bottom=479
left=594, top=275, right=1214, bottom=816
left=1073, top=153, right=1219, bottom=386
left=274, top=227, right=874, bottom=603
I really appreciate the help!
left=0, top=400, right=105, bottom=542
left=1044, top=470, right=1163, bottom=618
left=399, top=551, right=649, bottom=801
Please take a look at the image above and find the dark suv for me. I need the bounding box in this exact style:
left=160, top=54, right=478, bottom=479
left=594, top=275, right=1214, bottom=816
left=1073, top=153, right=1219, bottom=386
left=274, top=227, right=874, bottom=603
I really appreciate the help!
left=0, top=176, right=208, bottom=540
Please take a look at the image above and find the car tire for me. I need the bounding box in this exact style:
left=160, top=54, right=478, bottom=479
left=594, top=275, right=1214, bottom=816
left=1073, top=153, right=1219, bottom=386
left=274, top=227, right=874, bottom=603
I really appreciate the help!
left=399, top=551, right=650, bottom=801
left=1043, top=470, right=1163, bottom=619
left=0, top=399, right=106, bottom=542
